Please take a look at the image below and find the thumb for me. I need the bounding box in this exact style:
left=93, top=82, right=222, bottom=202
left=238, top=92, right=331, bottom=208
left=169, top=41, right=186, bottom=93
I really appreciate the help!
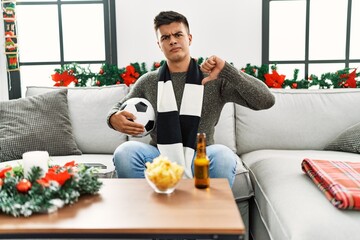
left=201, top=76, right=212, bottom=85
left=121, top=110, right=136, bottom=120
left=202, top=65, right=222, bottom=85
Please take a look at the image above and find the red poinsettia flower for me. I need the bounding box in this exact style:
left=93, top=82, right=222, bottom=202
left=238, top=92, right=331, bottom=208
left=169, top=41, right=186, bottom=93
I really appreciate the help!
left=48, top=165, right=60, bottom=173
left=154, top=62, right=161, bottom=68
left=264, top=70, right=286, bottom=88
left=0, top=167, right=12, bottom=178
left=340, top=69, right=357, bottom=88
left=36, top=178, right=50, bottom=187
left=46, top=170, right=72, bottom=186
left=64, top=160, right=78, bottom=173
left=51, top=71, right=77, bottom=87
left=121, top=65, right=140, bottom=86
left=64, top=161, right=77, bottom=168
left=38, top=170, right=72, bottom=186
left=37, top=161, right=76, bottom=187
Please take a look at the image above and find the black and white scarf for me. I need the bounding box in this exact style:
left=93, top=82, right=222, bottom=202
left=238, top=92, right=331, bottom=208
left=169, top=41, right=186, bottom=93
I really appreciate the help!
left=157, top=58, right=204, bottom=178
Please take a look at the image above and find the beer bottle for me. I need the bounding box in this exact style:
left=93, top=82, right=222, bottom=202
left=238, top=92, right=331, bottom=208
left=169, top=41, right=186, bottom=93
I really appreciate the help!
left=194, top=133, right=210, bottom=189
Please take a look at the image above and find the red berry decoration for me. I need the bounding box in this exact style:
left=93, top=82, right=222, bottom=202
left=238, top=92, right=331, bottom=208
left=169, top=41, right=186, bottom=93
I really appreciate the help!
left=99, top=69, right=104, bottom=74
left=16, top=179, right=32, bottom=193
left=96, top=80, right=101, bottom=86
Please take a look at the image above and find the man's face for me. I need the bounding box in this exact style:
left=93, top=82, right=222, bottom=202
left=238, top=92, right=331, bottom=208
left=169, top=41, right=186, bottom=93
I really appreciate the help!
left=156, top=22, right=192, bottom=63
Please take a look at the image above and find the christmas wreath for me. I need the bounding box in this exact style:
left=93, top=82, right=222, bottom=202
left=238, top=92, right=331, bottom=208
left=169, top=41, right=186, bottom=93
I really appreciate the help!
left=0, top=161, right=102, bottom=217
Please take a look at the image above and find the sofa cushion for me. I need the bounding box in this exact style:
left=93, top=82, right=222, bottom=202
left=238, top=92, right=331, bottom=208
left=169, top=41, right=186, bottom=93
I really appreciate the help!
left=324, top=121, right=360, bottom=153
left=236, top=89, right=360, bottom=155
left=0, top=89, right=81, bottom=161
left=214, top=102, right=236, bottom=152
left=242, top=149, right=360, bottom=240
left=232, top=155, right=253, bottom=202
left=26, top=85, right=128, bottom=154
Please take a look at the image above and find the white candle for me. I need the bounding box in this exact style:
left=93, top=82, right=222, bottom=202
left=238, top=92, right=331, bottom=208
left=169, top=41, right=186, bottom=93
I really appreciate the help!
left=22, top=151, right=49, bottom=178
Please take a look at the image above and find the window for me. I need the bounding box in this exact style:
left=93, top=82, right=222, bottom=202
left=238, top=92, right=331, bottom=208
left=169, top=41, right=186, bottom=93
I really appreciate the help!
left=263, top=0, right=360, bottom=80
left=8, top=0, right=116, bottom=99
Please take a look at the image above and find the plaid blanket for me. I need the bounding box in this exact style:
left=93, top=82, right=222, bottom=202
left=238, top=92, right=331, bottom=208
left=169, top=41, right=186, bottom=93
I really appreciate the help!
left=301, top=158, right=360, bottom=210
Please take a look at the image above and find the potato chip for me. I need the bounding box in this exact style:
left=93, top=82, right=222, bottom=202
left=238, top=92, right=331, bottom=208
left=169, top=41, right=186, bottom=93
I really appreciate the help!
left=145, top=155, right=184, bottom=191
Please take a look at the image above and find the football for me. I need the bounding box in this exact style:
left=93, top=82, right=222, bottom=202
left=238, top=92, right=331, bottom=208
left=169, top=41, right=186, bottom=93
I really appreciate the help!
left=120, top=98, right=156, bottom=137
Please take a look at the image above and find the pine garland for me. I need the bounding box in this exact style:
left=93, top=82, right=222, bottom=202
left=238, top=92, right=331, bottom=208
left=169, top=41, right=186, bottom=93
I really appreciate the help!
left=51, top=59, right=359, bottom=89
left=241, top=63, right=360, bottom=89
left=0, top=161, right=102, bottom=217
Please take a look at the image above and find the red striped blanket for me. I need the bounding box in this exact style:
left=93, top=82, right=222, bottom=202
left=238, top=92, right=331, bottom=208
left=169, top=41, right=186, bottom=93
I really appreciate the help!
left=301, top=158, right=360, bottom=210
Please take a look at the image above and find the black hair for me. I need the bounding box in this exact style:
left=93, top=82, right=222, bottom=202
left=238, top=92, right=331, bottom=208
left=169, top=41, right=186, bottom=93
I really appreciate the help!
left=154, top=11, right=190, bottom=33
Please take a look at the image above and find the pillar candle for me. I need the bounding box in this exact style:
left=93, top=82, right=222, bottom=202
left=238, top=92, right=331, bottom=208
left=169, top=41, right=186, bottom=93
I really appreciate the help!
left=22, top=151, right=49, bottom=178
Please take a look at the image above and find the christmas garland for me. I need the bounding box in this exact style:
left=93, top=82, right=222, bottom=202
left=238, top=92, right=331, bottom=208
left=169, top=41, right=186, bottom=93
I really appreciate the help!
left=51, top=58, right=204, bottom=87
left=51, top=62, right=150, bottom=87
left=0, top=161, right=102, bottom=217
left=241, top=64, right=360, bottom=89
left=51, top=58, right=360, bottom=89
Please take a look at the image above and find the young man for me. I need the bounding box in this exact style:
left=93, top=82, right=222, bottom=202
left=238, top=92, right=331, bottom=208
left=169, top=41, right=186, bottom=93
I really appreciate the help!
left=107, top=11, right=275, bottom=186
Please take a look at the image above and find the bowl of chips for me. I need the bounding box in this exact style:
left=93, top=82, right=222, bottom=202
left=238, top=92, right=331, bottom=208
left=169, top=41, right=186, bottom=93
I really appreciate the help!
left=145, top=155, right=184, bottom=194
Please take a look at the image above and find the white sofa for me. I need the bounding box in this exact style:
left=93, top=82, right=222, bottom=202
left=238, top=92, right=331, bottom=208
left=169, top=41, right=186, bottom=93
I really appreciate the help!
left=2, top=85, right=360, bottom=240
left=237, top=88, right=360, bottom=240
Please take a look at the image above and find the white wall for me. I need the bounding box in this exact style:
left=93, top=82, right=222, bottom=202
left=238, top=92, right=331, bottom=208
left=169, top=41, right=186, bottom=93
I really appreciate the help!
left=115, top=0, right=262, bottom=69
left=0, top=1, right=262, bottom=100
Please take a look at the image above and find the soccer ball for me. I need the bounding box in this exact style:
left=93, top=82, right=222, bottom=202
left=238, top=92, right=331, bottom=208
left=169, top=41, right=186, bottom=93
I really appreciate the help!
left=120, top=98, right=156, bottom=137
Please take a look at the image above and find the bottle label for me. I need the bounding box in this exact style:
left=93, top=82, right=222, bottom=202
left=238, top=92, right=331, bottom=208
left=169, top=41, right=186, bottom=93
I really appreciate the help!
left=194, top=159, right=209, bottom=179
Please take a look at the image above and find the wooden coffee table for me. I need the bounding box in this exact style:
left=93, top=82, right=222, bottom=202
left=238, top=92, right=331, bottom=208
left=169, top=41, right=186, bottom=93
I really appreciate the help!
left=0, top=178, right=245, bottom=239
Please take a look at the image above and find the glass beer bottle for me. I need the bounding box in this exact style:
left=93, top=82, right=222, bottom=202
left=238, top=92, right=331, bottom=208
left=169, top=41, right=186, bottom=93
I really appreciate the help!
left=194, top=133, right=210, bottom=189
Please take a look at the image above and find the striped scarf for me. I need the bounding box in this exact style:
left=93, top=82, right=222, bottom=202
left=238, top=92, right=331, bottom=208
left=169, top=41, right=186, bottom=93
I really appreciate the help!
left=157, top=58, right=204, bottom=178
